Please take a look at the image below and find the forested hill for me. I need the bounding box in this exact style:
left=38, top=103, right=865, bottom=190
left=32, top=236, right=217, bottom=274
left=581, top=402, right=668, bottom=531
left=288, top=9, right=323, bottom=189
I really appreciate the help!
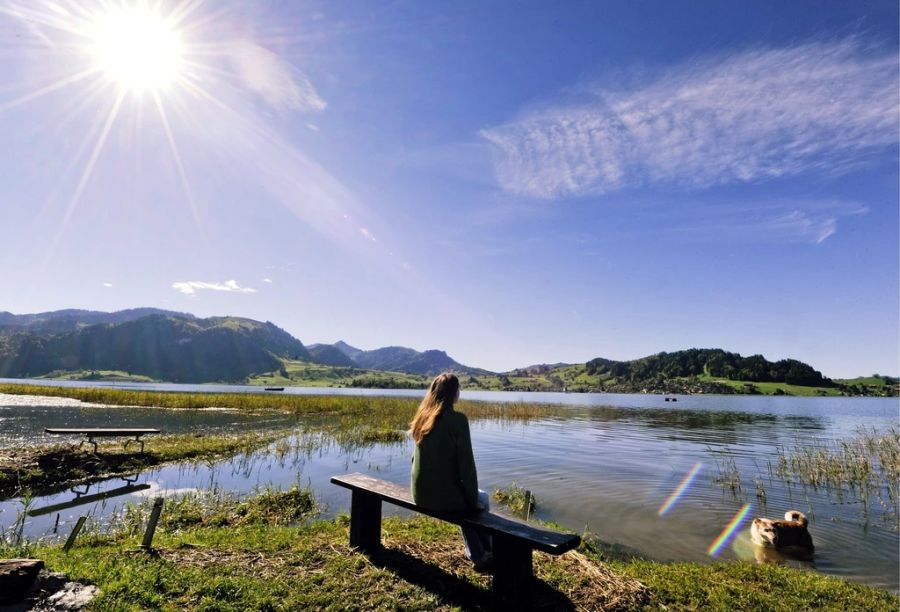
left=0, top=308, right=192, bottom=335
left=0, top=313, right=309, bottom=383
left=586, top=348, right=833, bottom=388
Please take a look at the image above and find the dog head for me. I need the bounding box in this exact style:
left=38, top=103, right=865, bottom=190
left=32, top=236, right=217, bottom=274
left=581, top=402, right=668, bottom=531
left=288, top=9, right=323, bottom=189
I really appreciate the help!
left=751, top=517, right=778, bottom=547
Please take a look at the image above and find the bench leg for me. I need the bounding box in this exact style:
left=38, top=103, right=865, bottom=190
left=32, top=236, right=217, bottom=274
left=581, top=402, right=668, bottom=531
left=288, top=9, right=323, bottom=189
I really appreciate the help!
left=349, top=490, right=382, bottom=553
left=124, top=437, right=146, bottom=453
left=492, top=534, right=533, bottom=610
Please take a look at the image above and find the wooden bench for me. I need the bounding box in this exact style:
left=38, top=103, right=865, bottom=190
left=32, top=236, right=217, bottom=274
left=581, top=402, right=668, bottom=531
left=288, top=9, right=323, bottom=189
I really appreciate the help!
left=45, top=428, right=160, bottom=453
left=331, top=472, right=580, bottom=608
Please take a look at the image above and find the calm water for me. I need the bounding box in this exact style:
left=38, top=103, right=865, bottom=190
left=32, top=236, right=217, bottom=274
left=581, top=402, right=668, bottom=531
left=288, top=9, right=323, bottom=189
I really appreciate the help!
left=1, top=384, right=897, bottom=592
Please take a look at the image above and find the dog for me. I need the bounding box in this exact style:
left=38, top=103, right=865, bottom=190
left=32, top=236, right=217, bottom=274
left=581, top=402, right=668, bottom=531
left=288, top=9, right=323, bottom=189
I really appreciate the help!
left=751, top=510, right=814, bottom=560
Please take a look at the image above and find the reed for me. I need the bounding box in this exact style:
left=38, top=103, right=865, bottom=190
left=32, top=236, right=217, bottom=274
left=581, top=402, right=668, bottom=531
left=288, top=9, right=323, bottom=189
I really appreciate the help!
left=709, top=452, right=742, bottom=494
left=0, top=383, right=569, bottom=423
left=774, top=426, right=899, bottom=491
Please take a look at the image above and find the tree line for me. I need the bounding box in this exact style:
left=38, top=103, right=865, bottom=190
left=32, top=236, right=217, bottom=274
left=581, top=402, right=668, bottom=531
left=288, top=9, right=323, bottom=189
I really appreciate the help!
left=586, top=348, right=832, bottom=387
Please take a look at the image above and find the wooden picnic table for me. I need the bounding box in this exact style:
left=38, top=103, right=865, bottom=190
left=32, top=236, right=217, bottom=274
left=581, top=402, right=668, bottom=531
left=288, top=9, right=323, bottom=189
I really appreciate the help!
left=44, top=428, right=160, bottom=453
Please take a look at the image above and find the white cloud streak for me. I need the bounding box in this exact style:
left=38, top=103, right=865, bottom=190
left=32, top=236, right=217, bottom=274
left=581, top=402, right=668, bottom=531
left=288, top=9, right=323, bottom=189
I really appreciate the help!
left=481, top=38, right=899, bottom=199
left=654, top=199, right=867, bottom=245
left=172, top=280, right=258, bottom=295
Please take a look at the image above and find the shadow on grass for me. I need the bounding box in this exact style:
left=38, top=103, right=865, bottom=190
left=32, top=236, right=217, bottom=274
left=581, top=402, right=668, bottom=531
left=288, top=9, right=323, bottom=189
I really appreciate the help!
left=368, top=546, right=575, bottom=611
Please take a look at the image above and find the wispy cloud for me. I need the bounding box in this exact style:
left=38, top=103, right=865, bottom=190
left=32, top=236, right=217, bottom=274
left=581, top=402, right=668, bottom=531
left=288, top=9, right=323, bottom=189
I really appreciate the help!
left=102, top=282, right=112, bottom=288
left=481, top=38, right=899, bottom=199
left=226, top=40, right=326, bottom=113
left=172, top=280, right=258, bottom=295
left=621, top=199, right=868, bottom=245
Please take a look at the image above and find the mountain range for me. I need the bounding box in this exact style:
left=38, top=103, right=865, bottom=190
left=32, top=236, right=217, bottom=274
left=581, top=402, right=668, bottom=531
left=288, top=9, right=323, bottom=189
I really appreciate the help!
left=0, top=308, right=886, bottom=395
left=0, top=309, right=484, bottom=382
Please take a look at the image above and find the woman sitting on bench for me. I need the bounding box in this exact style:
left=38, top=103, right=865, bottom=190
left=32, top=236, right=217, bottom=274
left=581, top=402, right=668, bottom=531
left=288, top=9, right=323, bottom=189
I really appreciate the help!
left=410, top=373, right=494, bottom=572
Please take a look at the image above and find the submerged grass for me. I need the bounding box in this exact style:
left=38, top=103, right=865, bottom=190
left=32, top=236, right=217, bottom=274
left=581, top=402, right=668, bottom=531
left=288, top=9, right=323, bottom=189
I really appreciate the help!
left=492, top=482, right=536, bottom=518
left=2, top=489, right=895, bottom=611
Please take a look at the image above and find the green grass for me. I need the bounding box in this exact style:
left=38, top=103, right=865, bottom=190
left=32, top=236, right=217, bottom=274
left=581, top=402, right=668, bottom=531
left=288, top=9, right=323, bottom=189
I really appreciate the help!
left=607, top=557, right=897, bottom=611
left=3, top=489, right=895, bottom=611
left=37, top=369, right=157, bottom=382
left=695, top=375, right=842, bottom=396
left=836, top=376, right=898, bottom=388
left=249, top=360, right=431, bottom=389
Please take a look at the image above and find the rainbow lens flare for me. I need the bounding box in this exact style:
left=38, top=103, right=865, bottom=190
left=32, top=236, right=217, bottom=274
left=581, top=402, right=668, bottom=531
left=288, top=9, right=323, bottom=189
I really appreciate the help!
left=658, top=463, right=702, bottom=516
left=708, top=503, right=753, bottom=557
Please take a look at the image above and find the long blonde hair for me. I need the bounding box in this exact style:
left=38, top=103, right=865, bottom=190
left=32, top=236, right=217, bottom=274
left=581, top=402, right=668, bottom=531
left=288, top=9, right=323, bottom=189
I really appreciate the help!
left=410, top=373, right=460, bottom=443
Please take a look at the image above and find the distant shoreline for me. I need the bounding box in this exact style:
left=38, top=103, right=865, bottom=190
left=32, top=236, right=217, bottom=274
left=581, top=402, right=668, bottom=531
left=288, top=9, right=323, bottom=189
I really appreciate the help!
left=2, top=373, right=896, bottom=398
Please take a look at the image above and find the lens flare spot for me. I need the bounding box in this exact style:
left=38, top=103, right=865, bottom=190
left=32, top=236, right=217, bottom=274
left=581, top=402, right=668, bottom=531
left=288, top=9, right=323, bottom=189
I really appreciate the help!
left=658, top=462, right=702, bottom=516
left=708, top=503, right=753, bottom=557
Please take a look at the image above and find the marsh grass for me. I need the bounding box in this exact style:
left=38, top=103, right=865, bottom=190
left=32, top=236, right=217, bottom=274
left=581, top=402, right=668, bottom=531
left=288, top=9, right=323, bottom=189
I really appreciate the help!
left=493, top=482, right=536, bottom=518
left=709, top=450, right=742, bottom=495
left=773, top=426, right=900, bottom=529
left=709, top=427, right=900, bottom=529
left=774, top=426, right=899, bottom=490
left=0, top=383, right=568, bottom=424
left=0, top=385, right=571, bottom=502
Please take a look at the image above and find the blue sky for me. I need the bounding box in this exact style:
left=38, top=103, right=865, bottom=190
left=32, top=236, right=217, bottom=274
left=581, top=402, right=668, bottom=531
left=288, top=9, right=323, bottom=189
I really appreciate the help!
left=0, top=0, right=897, bottom=377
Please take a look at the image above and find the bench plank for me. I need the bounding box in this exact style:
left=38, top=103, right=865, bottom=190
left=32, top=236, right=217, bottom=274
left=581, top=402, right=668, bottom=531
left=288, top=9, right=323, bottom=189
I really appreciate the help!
left=330, top=472, right=579, bottom=555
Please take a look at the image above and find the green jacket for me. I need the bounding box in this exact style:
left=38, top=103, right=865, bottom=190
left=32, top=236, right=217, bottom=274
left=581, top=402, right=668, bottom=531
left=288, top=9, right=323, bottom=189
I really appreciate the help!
left=411, top=408, right=479, bottom=512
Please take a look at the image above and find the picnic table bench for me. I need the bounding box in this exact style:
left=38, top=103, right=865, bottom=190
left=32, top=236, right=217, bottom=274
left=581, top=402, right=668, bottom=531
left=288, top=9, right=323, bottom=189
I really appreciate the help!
left=331, top=472, right=580, bottom=608
left=44, top=428, right=160, bottom=453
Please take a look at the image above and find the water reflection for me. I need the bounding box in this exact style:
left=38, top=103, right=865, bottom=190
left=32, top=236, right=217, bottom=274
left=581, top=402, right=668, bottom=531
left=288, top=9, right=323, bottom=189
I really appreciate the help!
left=27, top=477, right=150, bottom=518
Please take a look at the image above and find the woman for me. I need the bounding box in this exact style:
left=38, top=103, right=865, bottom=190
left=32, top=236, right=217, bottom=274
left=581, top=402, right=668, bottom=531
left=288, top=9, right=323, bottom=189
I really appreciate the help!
left=410, top=372, right=493, bottom=570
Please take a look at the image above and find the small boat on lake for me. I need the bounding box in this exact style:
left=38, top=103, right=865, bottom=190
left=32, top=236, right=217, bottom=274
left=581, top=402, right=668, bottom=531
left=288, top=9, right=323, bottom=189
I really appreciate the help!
left=264, top=387, right=285, bottom=391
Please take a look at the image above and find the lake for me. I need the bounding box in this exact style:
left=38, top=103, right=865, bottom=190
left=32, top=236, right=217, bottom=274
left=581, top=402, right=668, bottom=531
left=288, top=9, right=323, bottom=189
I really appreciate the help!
left=1, top=382, right=897, bottom=592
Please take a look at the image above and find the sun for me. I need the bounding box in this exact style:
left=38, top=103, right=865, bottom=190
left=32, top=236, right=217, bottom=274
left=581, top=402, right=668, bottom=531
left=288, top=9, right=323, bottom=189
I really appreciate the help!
left=87, top=4, right=185, bottom=93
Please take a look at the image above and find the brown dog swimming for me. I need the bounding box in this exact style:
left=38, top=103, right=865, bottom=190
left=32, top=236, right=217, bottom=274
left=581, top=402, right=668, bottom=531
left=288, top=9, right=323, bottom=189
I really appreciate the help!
left=751, top=510, right=814, bottom=560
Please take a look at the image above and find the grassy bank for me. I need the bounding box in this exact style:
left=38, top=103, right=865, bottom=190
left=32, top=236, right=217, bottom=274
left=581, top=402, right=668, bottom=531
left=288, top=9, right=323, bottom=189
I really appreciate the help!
left=3, top=490, right=895, bottom=611
left=0, top=383, right=569, bottom=428
left=0, top=431, right=289, bottom=500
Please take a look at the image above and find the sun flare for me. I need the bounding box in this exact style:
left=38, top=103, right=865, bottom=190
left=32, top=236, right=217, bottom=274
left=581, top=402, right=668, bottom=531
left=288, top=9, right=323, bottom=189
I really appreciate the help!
left=88, top=5, right=184, bottom=93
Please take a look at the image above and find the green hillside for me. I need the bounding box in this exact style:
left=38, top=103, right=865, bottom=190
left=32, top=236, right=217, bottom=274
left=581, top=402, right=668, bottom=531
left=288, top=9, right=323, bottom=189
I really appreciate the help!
left=0, top=314, right=309, bottom=383
left=1, top=309, right=893, bottom=396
